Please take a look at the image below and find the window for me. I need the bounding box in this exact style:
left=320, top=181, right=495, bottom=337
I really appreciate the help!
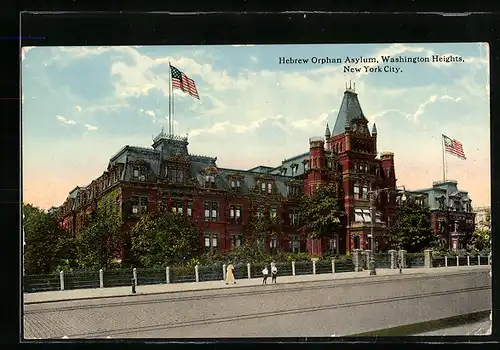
left=354, top=162, right=358, bottom=172
left=354, top=208, right=373, bottom=223
left=375, top=168, right=380, bottom=177
left=172, top=169, right=184, bottom=183
left=187, top=201, right=193, bottom=217
left=287, top=185, right=299, bottom=196
left=354, top=183, right=360, bottom=199
left=289, top=209, right=299, bottom=225
left=172, top=201, right=183, bottom=214
left=362, top=184, right=369, bottom=199
left=290, top=235, right=300, bottom=253
left=230, top=179, right=241, bottom=190
left=360, top=161, right=364, bottom=172
left=365, top=163, right=369, bottom=172
left=231, top=234, right=243, bottom=248
left=204, top=201, right=219, bottom=221
left=257, top=207, right=263, bottom=218
left=304, top=161, right=309, bottom=172
left=267, top=183, right=272, bottom=194
left=204, top=232, right=218, bottom=251
left=387, top=167, right=391, bottom=178
left=165, top=165, right=168, bottom=176
left=291, top=166, right=297, bottom=176
left=454, top=200, right=461, bottom=211
left=261, top=182, right=266, bottom=192
left=133, top=169, right=139, bottom=178
left=229, top=205, right=242, bottom=223
left=131, top=196, right=148, bottom=216
left=355, top=209, right=364, bottom=222
left=270, top=238, right=278, bottom=249
left=133, top=167, right=146, bottom=181
left=353, top=236, right=360, bottom=250
left=205, top=174, right=216, bottom=187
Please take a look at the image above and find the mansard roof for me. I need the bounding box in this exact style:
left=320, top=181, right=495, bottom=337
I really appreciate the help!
left=269, top=151, right=310, bottom=178
left=332, top=89, right=368, bottom=136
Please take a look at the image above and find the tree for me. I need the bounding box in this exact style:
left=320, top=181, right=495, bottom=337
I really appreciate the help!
left=471, top=228, right=490, bottom=252
left=389, top=199, right=436, bottom=253
left=131, top=211, right=200, bottom=267
left=23, top=203, right=74, bottom=274
left=245, top=201, right=282, bottom=251
left=76, top=193, right=123, bottom=269
left=298, top=183, right=344, bottom=239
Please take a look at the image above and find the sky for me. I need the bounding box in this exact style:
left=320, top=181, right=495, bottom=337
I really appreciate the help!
left=21, top=43, right=490, bottom=209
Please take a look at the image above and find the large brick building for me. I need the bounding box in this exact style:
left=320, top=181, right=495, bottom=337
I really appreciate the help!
left=402, top=180, right=476, bottom=251
left=54, top=86, right=398, bottom=258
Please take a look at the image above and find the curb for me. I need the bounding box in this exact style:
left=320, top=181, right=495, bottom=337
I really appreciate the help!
left=24, top=266, right=489, bottom=305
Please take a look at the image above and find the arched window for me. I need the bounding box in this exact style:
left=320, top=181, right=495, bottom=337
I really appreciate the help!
left=354, top=161, right=358, bottom=172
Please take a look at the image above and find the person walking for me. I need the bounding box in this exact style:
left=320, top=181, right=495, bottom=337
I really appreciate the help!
left=226, top=262, right=236, bottom=285
left=271, top=262, right=278, bottom=283
left=262, top=265, right=269, bottom=284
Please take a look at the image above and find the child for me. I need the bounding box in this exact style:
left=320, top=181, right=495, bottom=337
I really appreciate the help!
left=262, top=266, right=269, bottom=284
left=271, top=262, right=278, bottom=283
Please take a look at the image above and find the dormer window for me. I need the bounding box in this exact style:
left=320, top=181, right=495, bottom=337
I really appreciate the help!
left=230, top=179, right=242, bottom=191
left=205, top=174, right=216, bottom=188
left=133, top=167, right=146, bottom=181
left=304, top=161, right=309, bottom=172
left=261, top=182, right=266, bottom=192
left=267, top=183, right=272, bottom=194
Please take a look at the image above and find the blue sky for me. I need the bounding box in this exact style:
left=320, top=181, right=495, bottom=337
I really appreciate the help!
left=21, top=43, right=490, bottom=209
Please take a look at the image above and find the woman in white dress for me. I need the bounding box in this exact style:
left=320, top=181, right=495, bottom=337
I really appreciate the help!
left=226, top=262, right=235, bottom=284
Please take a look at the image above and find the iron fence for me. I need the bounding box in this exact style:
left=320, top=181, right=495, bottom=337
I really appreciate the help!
left=432, top=256, right=446, bottom=268
left=24, top=273, right=60, bottom=293
left=480, top=256, right=489, bottom=265
left=373, top=253, right=391, bottom=269
left=316, top=260, right=333, bottom=274
left=199, top=264, right=223, bottom=282
left=232, top=263, right=248, bottom=280
left=275, top=262, right=293, bottom=277
left=459, top=256, right=468, bottom=266
left=103, top=269, right=133, bottom=288
left=64, top=270, right=100, bottom=290
left=405, top=253, right=424, bottom=268
left=169, top=266, right=196, bottom=283
left=334, top=258, right=355, bottom=273
left=250, top=262, right=267, bottom=278
left=136, top=268, right=166, bottom=286
left=294, top=261, right=313, bottom=275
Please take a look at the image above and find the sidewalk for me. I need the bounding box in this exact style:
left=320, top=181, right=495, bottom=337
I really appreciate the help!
left=23, top=265, right=489, bottom=304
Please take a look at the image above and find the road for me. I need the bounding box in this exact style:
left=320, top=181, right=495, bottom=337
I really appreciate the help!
left=23, top=268, right=491, bottom=339
left=414, top=316, right=492, bottom=336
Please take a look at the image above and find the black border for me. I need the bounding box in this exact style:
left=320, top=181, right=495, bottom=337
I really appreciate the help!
left=7, top=10, right=500, bottom=348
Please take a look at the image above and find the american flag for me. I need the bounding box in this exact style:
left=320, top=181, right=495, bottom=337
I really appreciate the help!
left=443, top=134, right=466, bottom=160
left=170, top=65, right=199, bottom=99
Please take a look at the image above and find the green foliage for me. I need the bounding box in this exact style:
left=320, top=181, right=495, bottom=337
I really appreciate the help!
left=23, top=203, right=75, bottom=274
left=76, top=194, right=123, bottom=269
left=471, top=228, right=490, bottom=252
left=389, top=200, right=437, bottom=253
left=245, top=202, right=282, bottom=245
left=131, top=211, right=201, bottom=267
left=298, top=183, right=344, bottom=238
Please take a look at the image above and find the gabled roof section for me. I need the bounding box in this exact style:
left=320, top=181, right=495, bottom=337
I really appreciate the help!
left=332, top=89, right=367, bottom=136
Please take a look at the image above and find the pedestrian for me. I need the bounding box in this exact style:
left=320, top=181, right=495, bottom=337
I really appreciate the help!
left=271, top=262, right=278, bottom=283
left=226, top=262, right=235, bottom=285
left=262, top=265, right=269, bottom=284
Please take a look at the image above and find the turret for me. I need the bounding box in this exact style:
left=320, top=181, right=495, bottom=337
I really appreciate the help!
left=324, top=123, right=331, bottom=150
left=371, top=123, right=378, bottom=154
left=307, top=136, right=326, bottom=196
left=380, top=152, right=396, bottom=181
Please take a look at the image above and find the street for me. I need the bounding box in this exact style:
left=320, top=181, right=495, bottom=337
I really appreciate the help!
left=23, top=267, right=491, bottom=339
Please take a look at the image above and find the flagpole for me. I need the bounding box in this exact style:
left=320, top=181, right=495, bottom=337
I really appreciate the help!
left=442, top=134, right=446, bottom=182
left=168, top=63, right=172, bottom=136
left=172, top=72, right=175, bottom=136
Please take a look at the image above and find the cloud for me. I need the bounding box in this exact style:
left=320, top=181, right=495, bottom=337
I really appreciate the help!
left=250, top=56, right=259, bottom=63
left=84, top=123, right=98, bottom=131
left=409, top=95, right=463, bottom=123
left=55, top=115, right=76, bottom=125
left=75, top=105, right=82, bottom=112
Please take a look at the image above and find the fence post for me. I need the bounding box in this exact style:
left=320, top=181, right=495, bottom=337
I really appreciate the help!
left=59, top=271, right=64, bottom=291
left=467, top=255, right=470, bottom=266
left=292, top=261, right=296, bottom=276
left=133, top=268, right=137, bottom=286
left=166, top=267, right=170, bottom=284
left=195, top=263, right=199, bottom=282
left=364, top=251, right=371, bottom=269
left=99, top=269, right=104, bottom=288
left=353, top=249, right=362, bottom=272
left=332, top=259, right=335, bottom=274
left=445, top=256, right=448, bottom=267
left=399, top=250, right=407, bottom=268
left=456, top=255, right=459, bottom=267
left=223, top=264, right=227, bottom=281
left=312, top=260, right=316, bottom=275
left=247, top=263, right=251, bottom=279
left=424, top=249, right=433, bottom=268
left=478, top=255, right=481, bottom=266
left=388, top=250, right=396, bottom=269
